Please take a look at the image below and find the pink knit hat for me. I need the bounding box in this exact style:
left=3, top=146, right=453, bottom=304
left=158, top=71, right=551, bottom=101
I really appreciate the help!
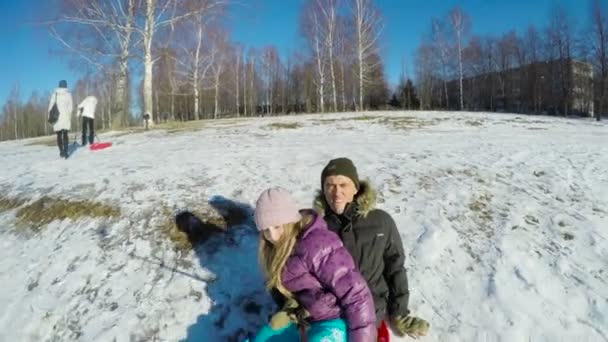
left=255, top=187, right=302, bottom=230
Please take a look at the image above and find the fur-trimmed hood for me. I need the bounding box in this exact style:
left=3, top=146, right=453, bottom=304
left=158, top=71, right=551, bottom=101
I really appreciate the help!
left=313, top=180, right=377, bottom=218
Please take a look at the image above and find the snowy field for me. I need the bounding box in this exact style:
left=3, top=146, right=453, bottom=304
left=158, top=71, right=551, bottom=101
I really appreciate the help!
left=0, top=111, right=606, bottom=342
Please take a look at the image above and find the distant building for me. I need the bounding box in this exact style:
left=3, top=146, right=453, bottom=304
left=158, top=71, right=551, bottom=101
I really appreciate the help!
left=447, top=58, right=594, bottom=116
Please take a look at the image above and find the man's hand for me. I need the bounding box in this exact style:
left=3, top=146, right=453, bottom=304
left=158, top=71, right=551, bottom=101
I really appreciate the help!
left=390, top=315, right=430, bottom=339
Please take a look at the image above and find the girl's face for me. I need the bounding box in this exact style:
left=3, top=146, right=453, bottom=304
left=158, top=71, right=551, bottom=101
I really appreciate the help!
left=261, top=225, right=285, bottom=245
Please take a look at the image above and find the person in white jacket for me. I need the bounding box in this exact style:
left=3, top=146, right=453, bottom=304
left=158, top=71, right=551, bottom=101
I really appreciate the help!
left=77, top=95, right=98, bottom=146
left=48, top=80, right=74, bottom=159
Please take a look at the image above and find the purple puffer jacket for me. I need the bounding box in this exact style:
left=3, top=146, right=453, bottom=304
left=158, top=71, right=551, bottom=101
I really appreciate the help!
left=281, top=210, right=377, bottom=342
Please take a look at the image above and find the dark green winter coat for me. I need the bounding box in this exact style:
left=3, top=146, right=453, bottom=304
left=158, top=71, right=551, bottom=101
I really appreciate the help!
left=314, top=181, right=410, bottom=322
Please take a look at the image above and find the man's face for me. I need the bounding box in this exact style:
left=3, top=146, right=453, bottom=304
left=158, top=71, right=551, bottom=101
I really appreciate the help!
left=323, top=175, right=358, bottom=215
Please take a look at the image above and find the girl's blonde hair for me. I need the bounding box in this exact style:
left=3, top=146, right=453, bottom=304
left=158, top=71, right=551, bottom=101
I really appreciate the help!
left=258, top=213, right=313, bottom=299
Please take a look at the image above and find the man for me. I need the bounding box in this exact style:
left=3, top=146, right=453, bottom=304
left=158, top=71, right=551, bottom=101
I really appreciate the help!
left=77, top=95, right=98, bottom=146
left=47, top=80, right=74, bottom=159
left=314, top=157, right=429, bottom=339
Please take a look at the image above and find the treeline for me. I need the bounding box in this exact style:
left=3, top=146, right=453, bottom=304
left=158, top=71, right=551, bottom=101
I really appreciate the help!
left=3, top=0, right=605, bottom=142
left=411, top=1, right=605, bottom=121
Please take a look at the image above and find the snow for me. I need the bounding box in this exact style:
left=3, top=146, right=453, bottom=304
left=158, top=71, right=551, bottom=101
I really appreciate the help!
left=0, top=111, right=607, bottom=341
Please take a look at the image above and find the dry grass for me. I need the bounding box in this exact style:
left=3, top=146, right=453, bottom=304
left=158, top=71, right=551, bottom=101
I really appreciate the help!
left=267, top=122, right=302, bottom=130
left=351, top=115, right=380, bottom=121
left=25, top=137, right=57, bottom=147
left=156, top=207, right=226, bottom=252
left=21, top=119, right=206, bottom=148
left=311, top=115, right=436, bottom=130
left=311, top=115, right=380, bottom=125
left=445, top=168, right=477, bottom=178
left=417, top=175, right=436, bottom=191
left=104, top=129, right=146, bottom=138
left=24, top=127, right=148, bottom=146
left=469, top=193, right=494, bottom=223
left=156, top=207, right=191, bottom=252
left=210, top=118, right=247, bottom=127
left=504, top=117, right=549, bottom=125
left=466, top=192, right=495, bottom=239
left=0, top=195, right=26, bottom=212
left=379, top=116, right=433, bottom=130
left=155, top=120, right=207, bottom=134
left=465, top=120, right=484, bottom=127
left=311, top=118, right=340, bottom=125
left=15, top=196, right=120, bottom=232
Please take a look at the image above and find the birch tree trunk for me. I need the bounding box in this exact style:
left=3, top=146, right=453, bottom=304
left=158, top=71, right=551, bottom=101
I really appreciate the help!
left=350, top=0, right=381, bottom=111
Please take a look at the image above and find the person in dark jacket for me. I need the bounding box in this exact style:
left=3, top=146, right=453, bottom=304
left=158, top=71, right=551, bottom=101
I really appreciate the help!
left=249, top=187, right=377, bottom=342
left=314, top=157, right=430, bottom=339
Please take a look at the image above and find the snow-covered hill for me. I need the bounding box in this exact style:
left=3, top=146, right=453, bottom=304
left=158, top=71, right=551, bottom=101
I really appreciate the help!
left=0, top=111, right=606, bottom=341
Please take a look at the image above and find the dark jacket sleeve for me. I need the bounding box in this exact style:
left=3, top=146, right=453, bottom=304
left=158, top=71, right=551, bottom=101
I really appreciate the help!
left=382, top=211, right=411, bottom=318
left=309, top=232, right=377, bottom=342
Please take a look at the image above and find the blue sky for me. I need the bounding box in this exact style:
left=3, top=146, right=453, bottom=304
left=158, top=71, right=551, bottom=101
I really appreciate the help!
left=0, top=0, right=590, bottom=104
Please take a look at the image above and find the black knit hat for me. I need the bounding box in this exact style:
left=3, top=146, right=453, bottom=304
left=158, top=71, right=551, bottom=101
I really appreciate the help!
left=321, top=157, right=360, bottom=190
left=58, top=80, right=68, bottom=88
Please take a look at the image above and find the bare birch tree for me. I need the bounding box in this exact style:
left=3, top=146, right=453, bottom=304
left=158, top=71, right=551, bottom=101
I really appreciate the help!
left=210, top=31, right=229, bottom=119
left=449, top=7, right=470, bottom=110
left=248, top=48, right=257, bottom=115
left=335, top=15, right=352, bottom=111
left=432, top=18, right=452, bottom=108
left=590, top=0, right=607, bottom=120
left=10, top=85, right=20, bottom=140
left=349, top=0, right=382, bottom=111
left=137, top=0, right=228, bottom=125
left=415, top=44, right=438, bottom=110
left=316, top=0, right=340, bottom=112
left=302, top=3, right=326, bottom=112
left=178, top=14, right=215, bottom=120
left=243, top=48, right=248, bottom=116
left=235, top=44, right=242, bottom=117
left=546, top=3, right=574, bottom=115
left=523, top=25, right=543, bottom=113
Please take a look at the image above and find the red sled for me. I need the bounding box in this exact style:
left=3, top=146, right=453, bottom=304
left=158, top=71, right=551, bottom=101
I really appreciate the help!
left=90, top=142, right=112, bottom=150
left=378, top=320, right=390, bottom=342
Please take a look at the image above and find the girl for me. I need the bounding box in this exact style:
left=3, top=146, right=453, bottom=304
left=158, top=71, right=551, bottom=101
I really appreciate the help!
left=251, top=187, right=377, bottom=342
